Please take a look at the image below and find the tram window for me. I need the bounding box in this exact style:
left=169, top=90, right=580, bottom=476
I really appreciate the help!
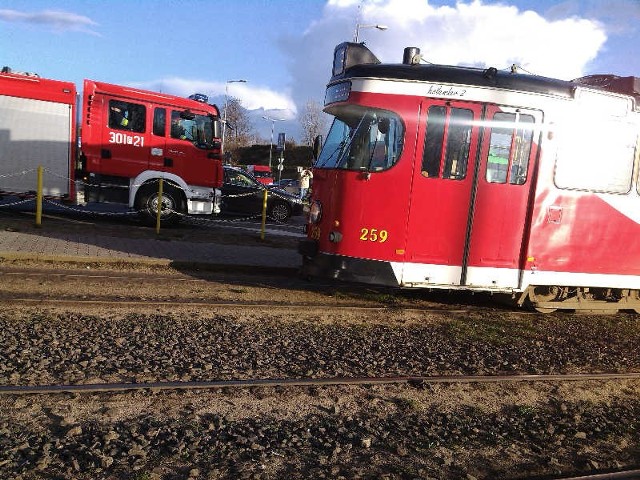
left=485, top=112, right=534, bottom=185
left=422, top=106, right=472, bottom=180
left=422, top=106, right=445, bottom=177
left=443, top=109, right=472, bottom=180
left=555, top=117, right=636, bottom=194
left=511, top=115, right=534, bottom=185
left=315, top=107, right=404, bottom=171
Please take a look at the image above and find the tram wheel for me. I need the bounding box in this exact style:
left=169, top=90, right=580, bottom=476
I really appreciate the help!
left=529, top=286, right=562, bottom=313
left=631, top=291, right=640, bottom=314
left=534, top=307, right=557, bottom=314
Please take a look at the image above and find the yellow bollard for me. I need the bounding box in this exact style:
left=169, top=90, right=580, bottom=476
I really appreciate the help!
left=35, top=166, right=43, bottom=227
left=155, top=178, right=164, bottom=235
left=260, top=188, right=268, bottom=240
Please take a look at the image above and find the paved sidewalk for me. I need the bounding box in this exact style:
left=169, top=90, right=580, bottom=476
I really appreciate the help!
left=0, top=228, right=302, bottom=271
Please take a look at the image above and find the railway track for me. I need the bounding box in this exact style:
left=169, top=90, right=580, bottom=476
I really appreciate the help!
left=2, top=371, right=639, bottom=395
left=0, top=296, right=475, bottom=314
left=1, top=264, right=639, bottom=479
left=3, top=266, right=639, bottom=315
left=555, top=469, right=640, bottom=480
left=0, top=265, right=486, bottom=312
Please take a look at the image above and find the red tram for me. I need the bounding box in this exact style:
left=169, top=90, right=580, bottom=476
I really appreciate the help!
left=299, top=42, right=640, bottom=312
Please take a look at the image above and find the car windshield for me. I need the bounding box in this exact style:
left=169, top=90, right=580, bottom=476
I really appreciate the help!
left=225, top=170, right=259, bottom=187
left=315, top=105, right=404, bottom=171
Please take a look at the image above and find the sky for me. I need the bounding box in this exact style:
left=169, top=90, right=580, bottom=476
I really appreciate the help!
left=1, top=0, right=639, bottom=142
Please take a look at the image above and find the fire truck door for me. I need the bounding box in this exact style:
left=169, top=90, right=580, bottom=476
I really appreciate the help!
left=148, top=107, right=168, bottom=171
left=463, top=106, right=541, bottom=289
left=161, top=110, right=198, bottom=178
left=101, top=98, right=149, bottom=177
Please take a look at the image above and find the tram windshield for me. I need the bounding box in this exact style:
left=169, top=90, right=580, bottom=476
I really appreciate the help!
left=316, top=106, right=404, bottom=171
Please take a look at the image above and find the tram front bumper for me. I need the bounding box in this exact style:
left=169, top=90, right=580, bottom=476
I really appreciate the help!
left=298, top=238, right=319, bottom=258
left=298, top=241, right=399, bottom=287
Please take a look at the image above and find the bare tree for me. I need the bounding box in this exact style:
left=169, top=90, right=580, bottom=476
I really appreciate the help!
left=298, top=100, right=328, bottom=146
left=224, top=96, right=256, bottom=161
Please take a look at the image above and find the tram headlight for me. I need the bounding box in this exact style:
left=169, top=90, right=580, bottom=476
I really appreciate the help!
left=309, top=200, right=322, bottom=224
left=329, top=231, right=342, bottom=243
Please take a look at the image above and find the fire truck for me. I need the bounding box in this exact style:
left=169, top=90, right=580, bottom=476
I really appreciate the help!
left=0, top=67, right=224, bottom=223
left=246, top=164, right=274, bottom=185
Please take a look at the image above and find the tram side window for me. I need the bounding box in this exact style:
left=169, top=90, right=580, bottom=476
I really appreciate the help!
left=108, top=100, right=146, bottom=133
left=421, top=106, right=472, bottom=180
left=485, top=112, right=534, bottom=185
left=555, top=117, right=636, bottom=194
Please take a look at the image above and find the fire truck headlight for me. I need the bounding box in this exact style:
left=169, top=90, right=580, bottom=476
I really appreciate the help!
left=309, top=200, right=322, bottom=224
left=329, top=231, right=342, bottom=243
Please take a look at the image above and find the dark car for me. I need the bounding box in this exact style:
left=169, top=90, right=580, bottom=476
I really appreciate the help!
left=220, top=166, right=303, bottom=222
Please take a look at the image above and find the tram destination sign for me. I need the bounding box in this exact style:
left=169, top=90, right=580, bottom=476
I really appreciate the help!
left=325, top=81, right=351, bottom=105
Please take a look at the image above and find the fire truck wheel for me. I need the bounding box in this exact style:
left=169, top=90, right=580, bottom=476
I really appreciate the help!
left=136, top=184, right=185, bottom=226
left=269, top=201, right=292, bottom=223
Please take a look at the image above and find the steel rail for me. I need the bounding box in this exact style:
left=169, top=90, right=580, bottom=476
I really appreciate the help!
left=1, top=372, right=639, bottom=395
left=553, top=469, right=640, bottom=480
left=0, top=269, right=209, bottom=283
left=0, top=266, right=393, bottom=292
left=0, top=296, right=473, bottom=313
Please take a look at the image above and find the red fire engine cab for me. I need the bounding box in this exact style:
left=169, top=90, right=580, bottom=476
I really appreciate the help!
left=246, top=164, right=274, bottom=185
left=299, top=42, right=640, bottom=313
left=0, top=68, right=223, bottom=223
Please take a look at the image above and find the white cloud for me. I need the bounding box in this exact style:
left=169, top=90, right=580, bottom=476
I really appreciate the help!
left=129, top=78, right=297, bottom=116
left=283, top=0, right=608, bottom=110
left=0, top=9, right=100, bottom=35
left=129, top=1, right=611, bottom=142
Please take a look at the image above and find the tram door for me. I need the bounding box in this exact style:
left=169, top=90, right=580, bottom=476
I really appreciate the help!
left=403, top=100, right=539, bottom=289
left=464, top=106, right=540, bottom=288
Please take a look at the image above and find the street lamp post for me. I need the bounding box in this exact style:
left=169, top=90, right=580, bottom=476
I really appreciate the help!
left=262, top=115, right=286, bottom=169
left=222, top=79, right=247, bottom=157
left=353, top=23, right=387, bottom=43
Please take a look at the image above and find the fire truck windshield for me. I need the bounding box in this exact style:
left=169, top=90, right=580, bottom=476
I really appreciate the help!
left=170, top=111, right=220, bottom=149
left=315, top=106, right=404, bottom=171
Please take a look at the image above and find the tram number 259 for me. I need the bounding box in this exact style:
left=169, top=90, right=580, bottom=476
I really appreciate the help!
left=359, top=228, right=388, bottom=243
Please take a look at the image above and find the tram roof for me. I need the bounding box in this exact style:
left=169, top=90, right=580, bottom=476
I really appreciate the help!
left=328, top=42, right=639, bottom=105
left=333, top=62, right=576, bottom=99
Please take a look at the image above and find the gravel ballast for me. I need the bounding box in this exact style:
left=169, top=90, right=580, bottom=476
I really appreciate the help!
left=0, top=305, right=639, bottom=479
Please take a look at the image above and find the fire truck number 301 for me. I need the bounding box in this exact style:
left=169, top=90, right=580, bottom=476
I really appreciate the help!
left=360, top=228, right=388, bottom=243
left=109, top=131, right=144, bottom=147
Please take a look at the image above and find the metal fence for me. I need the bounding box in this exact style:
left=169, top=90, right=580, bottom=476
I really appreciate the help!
left=0, top=166, right=304, bottom=239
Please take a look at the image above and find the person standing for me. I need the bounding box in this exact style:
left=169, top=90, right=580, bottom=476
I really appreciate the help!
left=299, top=167, right=313, bottom=200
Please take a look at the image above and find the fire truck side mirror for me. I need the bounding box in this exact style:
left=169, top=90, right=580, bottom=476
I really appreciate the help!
left=313, top=135, right=323, bottom=160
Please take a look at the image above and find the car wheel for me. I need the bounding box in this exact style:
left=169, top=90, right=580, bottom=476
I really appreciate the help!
left=269, top=201, right=292, bottom=223
left=136, top=184, right=184, bottom=226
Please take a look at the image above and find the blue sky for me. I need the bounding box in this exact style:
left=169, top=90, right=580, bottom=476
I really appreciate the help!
left=1, top=0, right=639, bottom=142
